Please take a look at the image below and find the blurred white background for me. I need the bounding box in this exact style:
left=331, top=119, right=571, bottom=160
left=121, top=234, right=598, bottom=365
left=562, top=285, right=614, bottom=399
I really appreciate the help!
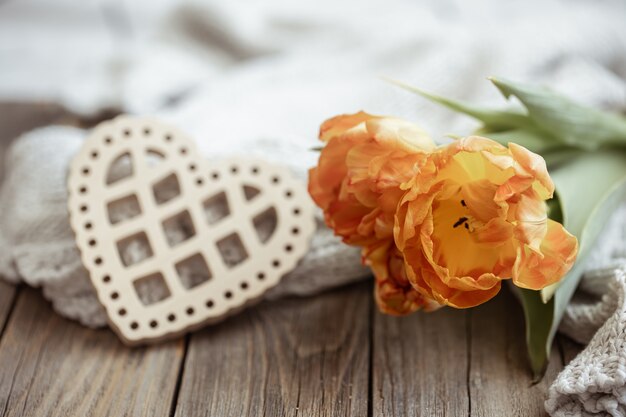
left=0, top=0, right=625, bottom=157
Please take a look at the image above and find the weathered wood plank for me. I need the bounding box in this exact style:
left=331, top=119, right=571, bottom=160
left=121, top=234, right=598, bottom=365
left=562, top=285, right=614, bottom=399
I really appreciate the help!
left=372, top=299, right=470, bottom=417
left=469, top=288, right=562, bottom=417
left=174, top=282, right=371, bottom=417
left=0, top=283, right=17, bottom=334
left=0, top=288, right=185, bottom=417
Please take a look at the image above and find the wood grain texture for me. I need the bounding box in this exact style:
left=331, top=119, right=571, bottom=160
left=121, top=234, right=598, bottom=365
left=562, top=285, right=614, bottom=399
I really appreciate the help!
left=372, top=301, right=470, bottom=417
left=174, top=282, right=371, bottom=417
left=468, top=288, right=562, bottom=417
left=0, top=283, right=17, bottom=334
left=0, top=288, right=185, bottom=417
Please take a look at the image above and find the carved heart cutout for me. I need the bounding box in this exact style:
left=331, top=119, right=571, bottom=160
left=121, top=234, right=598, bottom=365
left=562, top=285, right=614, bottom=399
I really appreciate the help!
left=67, top=116, right=316, bottom=345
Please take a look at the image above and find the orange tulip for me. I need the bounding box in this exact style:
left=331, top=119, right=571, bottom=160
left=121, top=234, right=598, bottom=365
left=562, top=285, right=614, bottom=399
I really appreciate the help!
left=308, top=112, right=437, bottom=313
left=308, top=112, right=436, bottom=248
left=395, top=136, right=578, bottom=308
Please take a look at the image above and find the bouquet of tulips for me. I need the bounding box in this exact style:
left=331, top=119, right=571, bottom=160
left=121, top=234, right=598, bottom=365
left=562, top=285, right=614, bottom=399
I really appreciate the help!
left=308, top=78, right=626, bottom=378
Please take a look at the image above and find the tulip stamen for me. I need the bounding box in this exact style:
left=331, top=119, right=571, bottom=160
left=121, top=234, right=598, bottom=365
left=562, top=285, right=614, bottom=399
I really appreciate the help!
left=453, top=217, right=468, bottom=228
left=461, top=199, right=466, bottom=207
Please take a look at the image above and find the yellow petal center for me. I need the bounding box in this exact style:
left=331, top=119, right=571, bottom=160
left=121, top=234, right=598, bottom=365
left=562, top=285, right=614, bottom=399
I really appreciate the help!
left=430, top=152, right=516, bottom=278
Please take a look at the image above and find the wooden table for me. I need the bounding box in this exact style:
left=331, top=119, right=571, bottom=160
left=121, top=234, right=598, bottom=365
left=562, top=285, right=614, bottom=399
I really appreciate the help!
left=0, top=103, right=582, bottom=417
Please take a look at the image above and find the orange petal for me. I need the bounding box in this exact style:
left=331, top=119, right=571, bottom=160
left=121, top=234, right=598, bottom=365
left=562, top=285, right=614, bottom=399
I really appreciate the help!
left=345, top=143, right=385, bottom=184
left=420, top=264, right=502, bottom=308
left=365, top=117, right=436, bottom=152
left=495, top=176, right=534, bottom=203
left=512, top=219, right=578, bottom=289
left=325, top=197, right=374, bottom=245
left=508, top=142, right=554, bottom=199
left=472, top=217, right=514, bottom=246
left=319, top=111, right=374, bottom=142
left=513, top=188, right=549, bottom=251
left=367, top=243, right=440, bottom=315
left=443, top=283, right=502, bottom=308
left=461, top=179, right=501, bottom=223
left=308, top=138, right=351, bottom=209
left=394, top=191, right=438, bottom=251
left=457, top=136, right=507, bottom=153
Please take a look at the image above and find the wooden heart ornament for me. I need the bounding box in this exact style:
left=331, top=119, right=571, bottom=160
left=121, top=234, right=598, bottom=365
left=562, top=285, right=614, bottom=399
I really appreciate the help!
left=67, top=116, right=316, bottom=345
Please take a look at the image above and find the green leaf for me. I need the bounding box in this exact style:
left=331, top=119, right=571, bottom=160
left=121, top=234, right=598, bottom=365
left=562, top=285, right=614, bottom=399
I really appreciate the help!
left=543, top=150, right=626, bottom=300
left=522, top=150, right=626, bottom=379
left=516, top=287, right=554, bottom=381
left=389, top=76, right=626, bottom=154
left=542, top=149, right=586, bottom=170
left=385, top=78, right=531, bottom=130
left=490, top=77, right=626, bottom=150
left=390, top=76, right=626, bottom=378
left=480, top=128, right=563, bottom=155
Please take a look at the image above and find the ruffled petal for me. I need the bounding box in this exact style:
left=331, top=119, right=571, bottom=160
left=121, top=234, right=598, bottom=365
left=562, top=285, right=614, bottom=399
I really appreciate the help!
left=319, top=111, right=373, bottom=142
left=513, top=188, right=548, bottom=251
left=508, top=142, right=554, bottom=199
left=512, top=219, right=578, bottom=289
left=368, top=243, right=440, bottom=315
left=365, top=117, right=436, bottom=152
left=461, top=179, right=501, bottom=223
left=419, top=263, right=502, bottom=308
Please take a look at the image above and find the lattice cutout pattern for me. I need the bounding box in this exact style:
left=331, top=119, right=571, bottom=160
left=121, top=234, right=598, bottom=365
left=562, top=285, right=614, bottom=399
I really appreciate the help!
left=67, top=116, right=316, bottom=345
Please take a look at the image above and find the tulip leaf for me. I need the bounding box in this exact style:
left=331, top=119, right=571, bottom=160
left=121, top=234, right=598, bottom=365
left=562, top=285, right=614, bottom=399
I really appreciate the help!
left=516, top=287, right=554, bottom=381
left=522, top=151, right=626, bottom=379
left=490, top=77, right=626, bottom=150
left=386, top=78, right=531, bottom=131
left=543, top=150, right=626, bottom=301
left=394, top=76, right=626, bottom=154
left=542, top=148, right=586, bottom=170
left=395, top=76, right=626, bottom=378
left=479, top=128, right=563, bottom=155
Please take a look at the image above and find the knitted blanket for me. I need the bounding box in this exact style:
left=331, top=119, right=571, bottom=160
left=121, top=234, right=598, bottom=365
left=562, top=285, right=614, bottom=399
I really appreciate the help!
left=1, top=0, right=626, bottom=415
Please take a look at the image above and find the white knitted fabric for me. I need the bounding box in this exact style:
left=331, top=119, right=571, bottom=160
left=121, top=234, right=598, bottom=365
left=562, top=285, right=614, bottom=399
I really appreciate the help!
left=0, top=125, right=368, bottom=327
left=1, top=0, right=626, bottom=415
left=545, top=203, right=626, bottom=417
left=546, top=268, right=626, bottom=417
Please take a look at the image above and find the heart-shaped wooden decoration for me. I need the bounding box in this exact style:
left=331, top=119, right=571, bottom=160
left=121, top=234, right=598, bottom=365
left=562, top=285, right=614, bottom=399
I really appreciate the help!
left=68, top=116, right=316, bottom=345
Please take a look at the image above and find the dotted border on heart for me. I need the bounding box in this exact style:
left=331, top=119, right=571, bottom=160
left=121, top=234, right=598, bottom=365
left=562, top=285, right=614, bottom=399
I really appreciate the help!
left=67, top=116, right=316, bottom=345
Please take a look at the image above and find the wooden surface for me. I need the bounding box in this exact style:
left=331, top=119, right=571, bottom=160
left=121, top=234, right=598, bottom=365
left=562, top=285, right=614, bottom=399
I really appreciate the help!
left=0, top=103, right=583, bottom=416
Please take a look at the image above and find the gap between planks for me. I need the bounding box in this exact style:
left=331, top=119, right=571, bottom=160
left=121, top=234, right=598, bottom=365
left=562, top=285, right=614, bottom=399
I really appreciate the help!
left=171, top=282, right=371, bottom=417
left=372, top=286, right=570, bottom=417
left=0, top=279, right=581, bottom=417
left=0, top=288, right=186, bottom=417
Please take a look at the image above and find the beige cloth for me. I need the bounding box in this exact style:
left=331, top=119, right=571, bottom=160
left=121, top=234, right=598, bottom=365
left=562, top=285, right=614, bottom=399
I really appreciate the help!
left=0, top=125, right=368, bottom=327
left=547, top=268, right=626, bottom=417
left=546, top=202, right=626, bottom=417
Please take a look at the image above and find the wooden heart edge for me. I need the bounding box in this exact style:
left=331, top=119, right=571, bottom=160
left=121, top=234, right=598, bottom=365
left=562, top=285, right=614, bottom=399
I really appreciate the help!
left=67, top=115, right=317, bottom=345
